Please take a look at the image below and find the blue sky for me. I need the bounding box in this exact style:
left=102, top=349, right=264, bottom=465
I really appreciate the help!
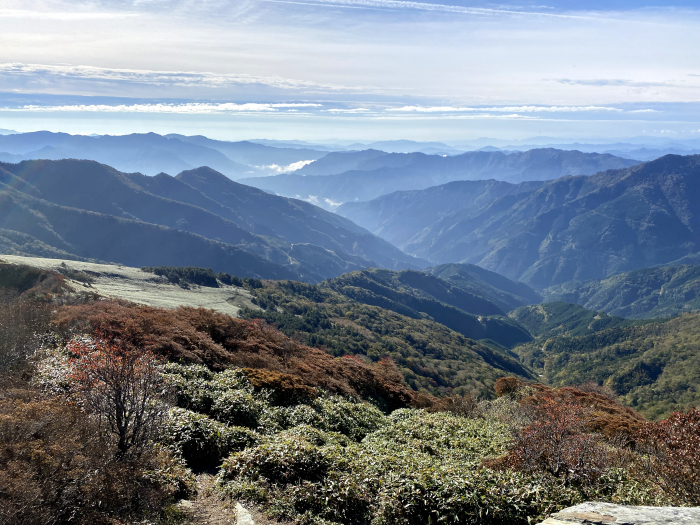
left=0, top=0, right=699, bottom=141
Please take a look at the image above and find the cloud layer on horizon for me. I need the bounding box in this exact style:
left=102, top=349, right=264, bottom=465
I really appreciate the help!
left=0, top=0, right=699, bottom=139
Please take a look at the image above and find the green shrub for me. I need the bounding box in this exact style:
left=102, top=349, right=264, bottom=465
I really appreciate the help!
left=312, top=396, right=387, bottom=441
left=162, top=364, right=261, bottom=419
left=211, top=389, right=267, bottom=428
left=209, top=367, right=253, bottom=392
left=219, top=434, right=333, bottom=484
left=276, top=425, right=352, bottom=447
left=284, top=405, right=326, bottom=429
left=161, top=408, right=258, bottom=468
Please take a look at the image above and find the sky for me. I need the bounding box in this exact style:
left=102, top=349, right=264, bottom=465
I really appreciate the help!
left=1, top=0, right=700, bottom=142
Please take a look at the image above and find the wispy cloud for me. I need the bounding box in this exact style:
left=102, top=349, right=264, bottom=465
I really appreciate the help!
left=387, top=105, right=626, bottom=113
left=0, top=8, right=136, bottom=20
left=0, top=63, right=360, bottom=93
left=325, top=108, right=370, bottom=113
left=373, top=113, right=542, bottom=120
left=9, top=102, right=323, bottom=114
left=262, top=0, right=603, bottom=19
left=556, top=78, right=675, bottom=88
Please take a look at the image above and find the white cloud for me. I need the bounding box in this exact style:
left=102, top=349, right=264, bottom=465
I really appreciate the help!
left=305, top=195, right=319, bottom=205
left=0, top=8, right=136, bottom=20
left=262, top=0, right=601, bottom=20
left=10, top=102, right=322, bottom=114
left=0, top=63, right=359, bottom=93
left=259, top=159, right=316, bottom=173
left=324, top=197, right=343, bottom=209
left=325, top=108, right=370, bottom=113
left=371, top=113, right=542, bottom=120
left=387, top=105, right=625, bottom=113
left=628, top=109, right=659, bottom=113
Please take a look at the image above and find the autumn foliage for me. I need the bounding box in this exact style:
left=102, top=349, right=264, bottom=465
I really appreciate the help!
left=0, top=385, right=188, bottom=525
left=65, top=334, right=168, bottom=459
left=637, top=407, right=700, bottom=505
left=504, top=397, right=605, bottom=485
left=494, top=376, right=647, bottom=437
left=53, top=301, right=434, bottom=410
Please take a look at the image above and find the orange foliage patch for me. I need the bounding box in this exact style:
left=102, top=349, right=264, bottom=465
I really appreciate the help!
left=637, top=407, right=700, bottom=504
left=53, top=301, right=434, bottom=410
left=494, top=377, right=647, bottom=437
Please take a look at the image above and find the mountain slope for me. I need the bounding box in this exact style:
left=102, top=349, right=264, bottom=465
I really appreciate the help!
left=340, top=155, right=700, bottom=289
left=174, top=167, right=422, bottom=270
left=508, top=302, right=639, bottom=339
left=543, top=264, right=700, bottom=319
left=0, top=159, right=424, bottom=281
left=426, top=263, right=541, bottom=312
left=0, top=181, right=299, bottom=279
left=324, top=268, right=534, bottom=348
left=338, top=179, right=544, bottom=249
left=242, top=148, right=639, bottom=209
left=510, top=311, right=697, bottom=419
left=242, top=279, right=536, bottom=397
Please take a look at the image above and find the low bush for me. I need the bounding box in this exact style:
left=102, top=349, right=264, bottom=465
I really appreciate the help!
left=211, top=388, right=267, bottom=428
left=0, top=291, right=53, bottom=373
left=216, top=410, right=579, bottom=525
left=504, top=397, right=606, bottom=485
left=637, top=407, right=700, bottom=505
left=161, top=408, right=259, bottom=468
left=53, top=301, right=432, bottom=409
left=312, top=396, right=387, bottom=441
left=0, top=387, right=192, bottom=525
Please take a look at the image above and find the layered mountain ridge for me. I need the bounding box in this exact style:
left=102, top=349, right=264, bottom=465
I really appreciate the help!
left=241, top=148, right=639, bottom=209
left=0, top=159, right=424, bottom=281
left=339, top=154, right=700, bottom=289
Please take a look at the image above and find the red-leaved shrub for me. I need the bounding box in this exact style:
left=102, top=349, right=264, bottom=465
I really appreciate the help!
left=637, top=407, right=700, bottom=504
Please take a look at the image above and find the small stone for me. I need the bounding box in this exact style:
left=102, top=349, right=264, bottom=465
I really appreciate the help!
left=236, top=502, right=255, bottom=525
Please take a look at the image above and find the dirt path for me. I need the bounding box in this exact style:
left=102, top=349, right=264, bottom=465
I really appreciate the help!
left=179, top=474, right=238, bottom=524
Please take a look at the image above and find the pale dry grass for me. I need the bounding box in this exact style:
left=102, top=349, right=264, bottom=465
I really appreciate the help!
left=0, top=255, right=259, bottom=317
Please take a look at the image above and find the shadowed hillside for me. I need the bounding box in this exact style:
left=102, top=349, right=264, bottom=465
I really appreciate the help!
left=340, top=155, right=700, bottom=288
left=543, top=264, right=700, bottom=319
left=0, top=159, right=425, bottom=282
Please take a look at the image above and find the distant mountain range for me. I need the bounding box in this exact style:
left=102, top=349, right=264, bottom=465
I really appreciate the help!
left=241, top=148, right=638, bottom=210
left=339, top=154, right=700, bottom=289
left=0, top=132, right=328, bottom=178
left=0, top=159, right=424, bottom=281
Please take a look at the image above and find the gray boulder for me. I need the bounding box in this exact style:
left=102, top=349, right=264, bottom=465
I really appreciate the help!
left=539, top=502, right=700, bottom=525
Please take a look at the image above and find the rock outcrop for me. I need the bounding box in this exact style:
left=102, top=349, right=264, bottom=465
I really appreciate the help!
left=539, top=502, right=700, bottom=525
